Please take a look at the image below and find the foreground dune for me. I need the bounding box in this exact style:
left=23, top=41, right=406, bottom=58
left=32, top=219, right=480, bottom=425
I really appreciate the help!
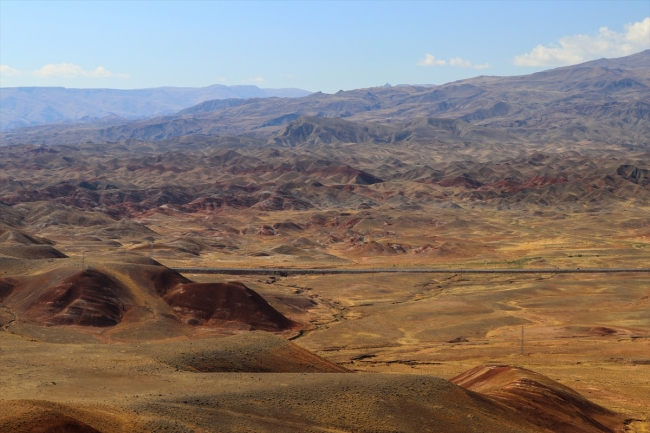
left=451, top=365, right=624, bottom=433
left=0, top=256, right=639, bottom=432
left=0, top=333, right=625, bottom=432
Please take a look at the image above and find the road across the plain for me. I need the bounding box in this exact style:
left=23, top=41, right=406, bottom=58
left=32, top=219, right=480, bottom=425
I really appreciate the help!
left=172, top=267, right=650, bottom=276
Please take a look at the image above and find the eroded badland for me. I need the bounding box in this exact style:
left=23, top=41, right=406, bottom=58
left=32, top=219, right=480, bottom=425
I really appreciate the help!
left=0, top=51, right=648, bottom=432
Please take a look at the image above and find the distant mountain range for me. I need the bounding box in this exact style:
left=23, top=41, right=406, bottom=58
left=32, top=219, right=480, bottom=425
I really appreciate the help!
left=0, top=85, right=312, bottom=131
left=0, top=50, right=648, bottom=148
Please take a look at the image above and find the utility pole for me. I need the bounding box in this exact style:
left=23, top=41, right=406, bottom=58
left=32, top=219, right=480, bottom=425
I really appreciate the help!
left=81, top=251, right=85, bottom=270
left=248, top=222, right=253, bottom=268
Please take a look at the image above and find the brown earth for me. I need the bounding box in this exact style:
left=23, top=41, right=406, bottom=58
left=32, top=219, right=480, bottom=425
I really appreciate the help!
left=163, top=281, right=300, bottom=331
left=0, top=52, right=648, bottom=432
left=0, top=328, right=623, bottom=433
left=0, top=229, right=54, bottom=246
left=0, top=407, right=103, bottom=433
left=25, top=269, right=131, bottom=327
left=0, top=141, right=647, bottom=431
left=153, top=331, right=348, bottom=373
left=0, top=261, right=301, bottom=342
left=0, top=245, right=68, bottom=260
left=1, top=255, right=647, bottom=431
left=451, top=365, right=624, bottom=433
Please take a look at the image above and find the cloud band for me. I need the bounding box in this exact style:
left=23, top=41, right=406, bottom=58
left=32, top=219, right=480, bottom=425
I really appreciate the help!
left=0, top=63, right=129, bottom=79
left=514, top=17, right=650, bottom=67
left=417, top=54, right=489, bottom=70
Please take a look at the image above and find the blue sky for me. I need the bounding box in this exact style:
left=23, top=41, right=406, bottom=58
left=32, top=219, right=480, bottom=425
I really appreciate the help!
left=1, top=1, right=648, bottom=92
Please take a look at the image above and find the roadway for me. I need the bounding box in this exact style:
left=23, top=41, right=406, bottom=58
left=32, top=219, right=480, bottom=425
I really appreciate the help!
left=171, top=267, right=650, bottom=276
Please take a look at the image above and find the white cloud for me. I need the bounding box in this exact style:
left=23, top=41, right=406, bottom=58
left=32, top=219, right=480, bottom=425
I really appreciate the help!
left=0, top=65, right=21, bottom=76
left=244, top=77, right=266, bottom=83
left=417, top=54, right=446, bottom=66
left=31, top=63, right=127, bottom=78
left=418, top=55, right=489, bottom=69
left=513, top=17, right=650, bottom=67
left=625, top=17, right=650, bottom=45
left=449, top=57, right=472, bottom=68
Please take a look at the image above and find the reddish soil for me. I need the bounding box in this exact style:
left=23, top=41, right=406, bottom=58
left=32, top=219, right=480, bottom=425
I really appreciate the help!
left=0, top=400, right=136, bottom=433
left=313, top=165, right=383, bottom=185
left=272, top=221, right=303, bottom=231
left=437, top=175, right=482, bottom=188
left=350, top=241, right=397, bottom=255
left=16, top=414, right=102, bottom=433
left=142, top=266, right=192, bottom=297
left=0, top=277, right=17, bottom=302
left=2, top=264, right=302, bottom=339
left=589, top=326, right=626, bottom=336
left=163, top=281, right=300, bottom=331
left=479, top=176, right=568, bottom=194
left=25, top=270, right=132, bottom=327
left=451, top=365, right=625, bottom=433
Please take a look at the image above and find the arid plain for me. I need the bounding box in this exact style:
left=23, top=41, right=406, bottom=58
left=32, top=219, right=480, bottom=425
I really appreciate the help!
left=0, top=51, right=649, bottom=432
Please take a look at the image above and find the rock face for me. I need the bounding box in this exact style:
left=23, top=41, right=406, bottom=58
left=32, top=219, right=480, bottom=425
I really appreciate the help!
left=270, top=116, right=392, bottom=146
left=257, top=225, right=276, bottom=236
left=617, top=164, right=650, bottom=186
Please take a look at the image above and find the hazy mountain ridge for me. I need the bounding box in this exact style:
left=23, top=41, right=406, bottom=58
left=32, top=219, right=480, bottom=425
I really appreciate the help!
left=0, top=85, right=312, bottom=132
left=1, top=50, right=648, bottom=147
